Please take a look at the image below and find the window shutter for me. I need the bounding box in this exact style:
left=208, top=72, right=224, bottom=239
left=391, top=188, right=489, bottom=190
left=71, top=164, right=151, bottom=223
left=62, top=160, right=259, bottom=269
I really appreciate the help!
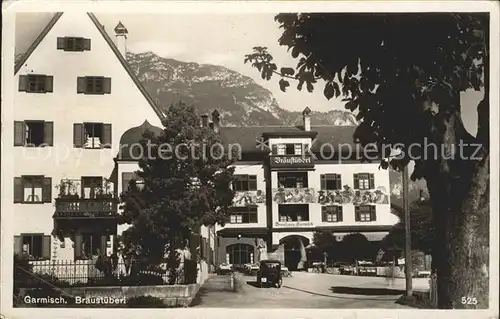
left=321, top=207, right=326, bottom=222
left=83, top=38, right=91, bottom=51
left=103, top=77, right=112, bottom=94
left=336, top=174, right=342, bottom=189
left=73, top=123, right=84, bottom=147
left=43, top=121, right=54, bottom=146
left=369, top=174, right=375, bottom=189
left=14, top=121, right=26, bottom=146
left=18, top=75, right=28, bottom=92
left=45, top=76, right=54, bottom=93
left=320, top=175, right=326, bottom=190
left=271, top=144, right=278, bottom=155
left=77, top=77, right=87, bottom=93
left=370, top=206, right=377, bottom=221
left=14, top=177, right=23, bottom=203
left=42, top=236, right=51, bottom=260
left=42, top=177, right=52, bottom=203
left=355, top=206, right=360, bottom=222
left=14, top=236, right=22, bottom=254
left=338, top=206, right=343, bottom=222
left=100, top=236, right=107, bottom=255
left=102, top=124, right=112, bottom=148
left=57, top=37, right=66, bottom=49
left=74, top=234, right=83, bottom=259
left=353, top=174, right=359, bottom=189
left=122, top=172, right=134, bottom=193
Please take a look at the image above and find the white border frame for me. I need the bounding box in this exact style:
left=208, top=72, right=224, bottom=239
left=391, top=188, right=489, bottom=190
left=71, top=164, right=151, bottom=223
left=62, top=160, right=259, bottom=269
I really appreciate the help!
left=1, top=1, right=499, bottom=318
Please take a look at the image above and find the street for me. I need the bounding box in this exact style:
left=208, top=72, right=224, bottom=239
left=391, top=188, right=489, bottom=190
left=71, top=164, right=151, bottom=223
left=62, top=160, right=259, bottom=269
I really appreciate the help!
left=191, top=272, right=430, bottom=308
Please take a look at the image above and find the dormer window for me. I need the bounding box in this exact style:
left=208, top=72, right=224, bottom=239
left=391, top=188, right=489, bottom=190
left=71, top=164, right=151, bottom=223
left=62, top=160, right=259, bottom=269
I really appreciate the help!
left=274, top=143, right=303, bottom=155
left=57, top=37, right=91, bottom=51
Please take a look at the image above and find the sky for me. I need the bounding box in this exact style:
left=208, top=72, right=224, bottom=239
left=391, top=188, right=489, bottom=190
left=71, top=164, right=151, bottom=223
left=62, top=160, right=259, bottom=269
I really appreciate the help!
left=15, top=12, right=482, bottom=136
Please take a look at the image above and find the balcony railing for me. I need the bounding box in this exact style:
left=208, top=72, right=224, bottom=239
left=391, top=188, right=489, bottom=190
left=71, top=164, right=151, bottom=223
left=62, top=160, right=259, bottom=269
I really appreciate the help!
left=53, top=198, right=118, bottom=219
left=269, top=155, right=314, bottom=169
left=233, top=190, right=266, bottom=206
left=272, top=188, right=315, bottom=204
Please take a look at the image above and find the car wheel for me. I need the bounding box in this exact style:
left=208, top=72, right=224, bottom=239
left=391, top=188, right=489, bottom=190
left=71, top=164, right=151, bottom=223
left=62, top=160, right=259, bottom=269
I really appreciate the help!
left=276, top=278, right=282, bottom=288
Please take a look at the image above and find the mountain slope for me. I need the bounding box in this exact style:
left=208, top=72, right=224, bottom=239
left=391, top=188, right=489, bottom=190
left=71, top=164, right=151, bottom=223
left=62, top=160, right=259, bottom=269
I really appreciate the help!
left=126, top=51, right=358, bottom=126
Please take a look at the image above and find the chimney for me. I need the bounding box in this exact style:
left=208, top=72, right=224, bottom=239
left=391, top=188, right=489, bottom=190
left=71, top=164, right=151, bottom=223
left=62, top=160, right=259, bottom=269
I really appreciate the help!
left=114, top=21, right=129, bottom=57
left=302, top=106, right=311, bottom=131
left=201, top=114, right=209, bottom=127
left=211, top=109, right=220, bottom=133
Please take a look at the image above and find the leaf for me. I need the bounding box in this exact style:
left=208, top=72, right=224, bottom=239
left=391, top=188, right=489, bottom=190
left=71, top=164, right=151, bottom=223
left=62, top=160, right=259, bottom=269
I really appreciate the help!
left=281, top=67, right=295, bottom=76
left=279, top=79, right=290, bottom=92
left=324, top=82, right=335, bottom=100
left=345, top=101, right=357, bottom=111
left=297, top=79, right=305, bottom=91
left=306, top=81, right=314, bottom=92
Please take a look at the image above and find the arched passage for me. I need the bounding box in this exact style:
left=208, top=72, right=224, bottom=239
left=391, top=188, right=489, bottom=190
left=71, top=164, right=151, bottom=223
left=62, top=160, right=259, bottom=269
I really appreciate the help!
left=279, top=235, right=310, bottom=271
left=226, top=243, right=254, bottom=265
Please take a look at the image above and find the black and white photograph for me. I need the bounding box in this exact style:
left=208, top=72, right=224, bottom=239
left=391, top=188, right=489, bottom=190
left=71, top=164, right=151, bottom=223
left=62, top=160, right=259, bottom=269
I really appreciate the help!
left=1, top=1, right=498, bottom=318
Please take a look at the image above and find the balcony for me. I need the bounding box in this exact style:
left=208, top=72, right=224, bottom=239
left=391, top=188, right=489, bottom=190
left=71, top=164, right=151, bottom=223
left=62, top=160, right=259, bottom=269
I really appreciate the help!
left=53, top=178, right=118, bottom=219
left=272, top=188, right=315, bottom=204
left=53, top=198, right=118, bottom=219
left=232, top=190, right=266, bottom=206
left=269, top=155, right=314, bottom=170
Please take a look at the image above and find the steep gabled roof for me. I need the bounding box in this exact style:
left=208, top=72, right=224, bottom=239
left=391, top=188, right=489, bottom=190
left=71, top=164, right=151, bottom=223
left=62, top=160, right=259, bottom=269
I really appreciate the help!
left=14, top=12, right=165, bottom=121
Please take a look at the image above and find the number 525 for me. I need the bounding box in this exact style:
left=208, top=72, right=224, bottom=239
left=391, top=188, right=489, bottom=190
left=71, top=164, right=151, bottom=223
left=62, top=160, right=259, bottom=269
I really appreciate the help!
left=461, top=297, right=478, bottom=305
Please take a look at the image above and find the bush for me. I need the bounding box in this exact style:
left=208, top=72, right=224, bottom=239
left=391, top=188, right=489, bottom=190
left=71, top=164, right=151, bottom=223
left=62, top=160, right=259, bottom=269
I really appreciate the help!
left=122, top=273, right=165, bottom=286
left=126, top=295, right=166, bottom=308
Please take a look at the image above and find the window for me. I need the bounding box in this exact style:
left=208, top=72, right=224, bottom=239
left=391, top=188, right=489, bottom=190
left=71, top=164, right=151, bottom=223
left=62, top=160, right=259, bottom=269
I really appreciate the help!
left=14, top=234, right=51, bottom=260
left=74, top=234, right=107, bottom=260
left=355, top=205, right=377, bottom=222
left=18, top=74, right=53, bottom=93
left=354, top=173, right=375, bottom=190
left=229, top=206, right=258, bottom=224
left=273, top=143, right=302, bottom=155
left=321, top=174, right=342, bottom=190
left=77, top=76, right=111, bottom=94
left=322, top=206, right=343, bottom=222
left=57, top=37, right=91, bottom=51
left=278, top=172, right=308, bottom=188
left=73, top=123, right=112, bottom=148
left=233, top=175, right=257, bottom=191
left=81, top=176, right=103, bottom=199
left=278, top=204, right=309, bottom=221
left=13, top=121, right=53, bottom=147
left=14, top=176, right=52, bottom=203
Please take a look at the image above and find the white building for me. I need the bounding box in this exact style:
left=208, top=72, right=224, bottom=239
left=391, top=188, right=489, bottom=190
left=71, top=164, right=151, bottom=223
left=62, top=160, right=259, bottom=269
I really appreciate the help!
left=214, top=107, right=399, bottom=270
left=11, top=12, right=214, bottom=272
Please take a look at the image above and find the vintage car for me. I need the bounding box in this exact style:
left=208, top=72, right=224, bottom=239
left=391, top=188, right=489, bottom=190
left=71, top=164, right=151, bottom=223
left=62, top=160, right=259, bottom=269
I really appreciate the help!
left=256, top=260, right=283, bottom=288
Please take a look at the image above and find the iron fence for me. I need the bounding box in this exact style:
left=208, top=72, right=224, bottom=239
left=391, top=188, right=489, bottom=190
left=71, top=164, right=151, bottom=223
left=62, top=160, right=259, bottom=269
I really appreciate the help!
left=15, top=259, right=198, bottom=288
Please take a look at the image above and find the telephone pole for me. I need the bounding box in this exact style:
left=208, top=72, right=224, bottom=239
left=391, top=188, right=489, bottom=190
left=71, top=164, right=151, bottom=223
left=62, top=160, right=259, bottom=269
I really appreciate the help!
left=403, top=165, right=413, bottom=296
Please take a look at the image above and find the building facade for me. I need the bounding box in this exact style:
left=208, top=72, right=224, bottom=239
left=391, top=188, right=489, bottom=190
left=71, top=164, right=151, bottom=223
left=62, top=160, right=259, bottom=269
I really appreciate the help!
left=214, top=108, right=399, bottom=270
left=11, top=12, right=214, bottom=269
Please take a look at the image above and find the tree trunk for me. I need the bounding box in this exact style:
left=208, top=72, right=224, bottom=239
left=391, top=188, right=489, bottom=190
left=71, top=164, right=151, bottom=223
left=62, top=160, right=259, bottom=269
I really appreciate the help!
left=424, top=104, right=489, bottom=309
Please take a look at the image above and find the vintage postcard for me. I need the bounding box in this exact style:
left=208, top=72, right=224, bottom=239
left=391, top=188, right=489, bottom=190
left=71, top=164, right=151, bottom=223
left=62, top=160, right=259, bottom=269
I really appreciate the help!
left=1, top=1, right=499, bottom=319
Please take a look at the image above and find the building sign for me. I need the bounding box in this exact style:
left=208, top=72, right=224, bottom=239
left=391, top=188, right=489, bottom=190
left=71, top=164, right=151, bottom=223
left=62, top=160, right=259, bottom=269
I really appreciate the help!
left=270, top=155, right=314, bottom=168
left=272, top=188, right=315, bottom=204
left=317, top=185, right=389, bottom=205
left=233, top=190, right=265, bottom=206
left=274, top=221, right=314, bottom=228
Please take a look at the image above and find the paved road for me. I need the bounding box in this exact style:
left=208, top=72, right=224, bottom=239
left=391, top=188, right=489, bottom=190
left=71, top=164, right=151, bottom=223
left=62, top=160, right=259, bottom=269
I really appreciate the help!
left=192, top=272, right=429, bottom=308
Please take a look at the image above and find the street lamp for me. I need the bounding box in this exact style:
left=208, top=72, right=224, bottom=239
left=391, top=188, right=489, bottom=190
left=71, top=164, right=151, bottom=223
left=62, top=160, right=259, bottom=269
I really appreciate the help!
left=402, top=166, right=413, bottom=297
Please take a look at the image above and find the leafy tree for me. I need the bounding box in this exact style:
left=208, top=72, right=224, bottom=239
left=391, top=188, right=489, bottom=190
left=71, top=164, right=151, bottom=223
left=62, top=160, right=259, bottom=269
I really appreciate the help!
left=245, top=13, right=489, bottom=308
left=311, top=230, right=337, bottom=261
left=340, top=233, right=372, bottom=263
left=382, top=199, right=434, bottom=256
left=119, top=102, right=235, bottom=283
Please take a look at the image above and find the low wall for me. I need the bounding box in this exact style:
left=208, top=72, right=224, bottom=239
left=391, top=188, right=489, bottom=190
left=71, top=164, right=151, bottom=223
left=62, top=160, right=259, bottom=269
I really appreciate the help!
left=21, top=284, right=201, bottom=307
